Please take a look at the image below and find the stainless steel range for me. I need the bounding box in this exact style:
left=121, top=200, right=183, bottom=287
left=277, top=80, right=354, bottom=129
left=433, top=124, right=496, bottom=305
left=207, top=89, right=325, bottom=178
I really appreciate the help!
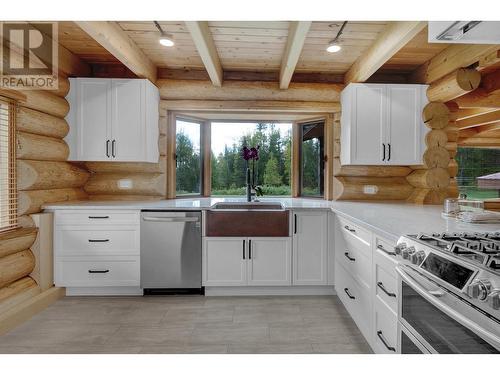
left=395, top=232, right=500, bottom=354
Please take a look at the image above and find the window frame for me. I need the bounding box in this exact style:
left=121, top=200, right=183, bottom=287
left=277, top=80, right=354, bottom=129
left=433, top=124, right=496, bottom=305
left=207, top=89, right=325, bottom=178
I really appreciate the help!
left=174, top=115, right=206, bottom=198
left=297, top=118, right=327, bottom=199
left=0, top=97, right=18, bottom=233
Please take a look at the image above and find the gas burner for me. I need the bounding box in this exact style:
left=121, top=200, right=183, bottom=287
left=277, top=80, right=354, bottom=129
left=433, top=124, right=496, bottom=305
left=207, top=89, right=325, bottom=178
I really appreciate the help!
left=416, top=231, right=500, bottom=270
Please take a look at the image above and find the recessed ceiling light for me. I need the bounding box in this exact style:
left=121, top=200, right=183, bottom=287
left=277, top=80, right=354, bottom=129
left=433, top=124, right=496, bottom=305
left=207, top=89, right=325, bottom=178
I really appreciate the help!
left=154, top=21, right=174, bottom=47
left=326, top=42, right=341, bottom=53
left=159, top=35, right=175, bottom=47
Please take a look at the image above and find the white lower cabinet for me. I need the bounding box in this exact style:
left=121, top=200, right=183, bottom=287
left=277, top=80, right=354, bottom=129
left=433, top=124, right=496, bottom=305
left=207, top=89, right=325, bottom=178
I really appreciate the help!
left=292, top=210, right=328, bottom=285
left=203, top=237, right=291, bottom=287
left=53, top=210, right=141, bottom=294
left=334, top=215, right=401, bottom=353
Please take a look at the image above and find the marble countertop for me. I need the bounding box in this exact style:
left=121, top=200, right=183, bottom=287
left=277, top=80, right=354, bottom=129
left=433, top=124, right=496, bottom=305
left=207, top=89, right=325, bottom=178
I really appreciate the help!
left=43, top=197, right=500, bottom=241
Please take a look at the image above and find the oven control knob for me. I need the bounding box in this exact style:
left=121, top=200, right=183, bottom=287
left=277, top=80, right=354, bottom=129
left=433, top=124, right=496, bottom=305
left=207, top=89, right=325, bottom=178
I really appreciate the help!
left=401, top=246, right=415, bottom=260
left=410, top=250, right=425, bottom=265
left=467, top=280, right=492, bottom=300
left=488, top=291, right=500, bottom=310
left=394, top=243, right=407, bottom=256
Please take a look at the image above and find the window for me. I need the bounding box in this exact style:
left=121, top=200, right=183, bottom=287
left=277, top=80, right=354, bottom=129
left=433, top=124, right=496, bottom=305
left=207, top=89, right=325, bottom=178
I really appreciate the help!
left=456, top=147, right=500, bottom=200
left=211, top=122, right=292, bottom=196
left=299, top=120, right=325, bottom=197
left=0, top=98, right=17, bottom=232
left=175, top=118, right=203, bottom=196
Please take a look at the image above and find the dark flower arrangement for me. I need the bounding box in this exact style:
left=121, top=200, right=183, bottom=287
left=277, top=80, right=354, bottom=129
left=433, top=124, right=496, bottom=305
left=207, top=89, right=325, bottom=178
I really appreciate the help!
left=241, top=145, right=263, bottom=197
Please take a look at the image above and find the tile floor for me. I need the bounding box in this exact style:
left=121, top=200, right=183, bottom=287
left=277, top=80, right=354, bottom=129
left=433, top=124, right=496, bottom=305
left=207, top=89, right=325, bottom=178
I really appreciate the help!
left=0, top=295, right=372, bottom=354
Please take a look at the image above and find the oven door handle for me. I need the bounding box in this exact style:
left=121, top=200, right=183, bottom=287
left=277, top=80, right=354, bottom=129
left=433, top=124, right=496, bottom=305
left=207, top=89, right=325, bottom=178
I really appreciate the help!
left=396, top=266, right=500, bottom=349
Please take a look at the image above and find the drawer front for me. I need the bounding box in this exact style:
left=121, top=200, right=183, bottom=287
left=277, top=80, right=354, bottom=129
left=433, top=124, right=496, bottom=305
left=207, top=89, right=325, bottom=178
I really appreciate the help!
left=337, top=242, right=372, bottom=289
left=56, top=227, right=140, bottom=256
left=373, top=298, right=398, bottom=354
left=374, top=236, right=398, bottom=273
left=55, top=210, right=139, bottom=226
left=335, top=261, right=371, bottom=340
left=337, top=216, right=372, bottom=252
left=55, top=257, right=140, bottom=287
left=374, top=262, right=398, bottom=313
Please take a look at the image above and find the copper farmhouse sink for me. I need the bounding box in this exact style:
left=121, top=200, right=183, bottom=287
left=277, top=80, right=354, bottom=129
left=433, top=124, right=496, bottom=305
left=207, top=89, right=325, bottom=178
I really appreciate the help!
left=206, top=202, right=290, bottom=237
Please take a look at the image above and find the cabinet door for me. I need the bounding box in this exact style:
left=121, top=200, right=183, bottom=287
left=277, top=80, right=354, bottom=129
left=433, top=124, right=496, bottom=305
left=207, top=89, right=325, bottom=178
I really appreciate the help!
left=203, top=238, right=247, bottom=286
left=350, top=84, right=385, bottom=165
left=247, top=238, right=291, bottom=286
left=292, top=211, right=328, bottom=285
left=385, top=85, right=424, bottom=165
left=111, top=79, right=145, bottom=161
left=76, top=78, right=111, bottom=160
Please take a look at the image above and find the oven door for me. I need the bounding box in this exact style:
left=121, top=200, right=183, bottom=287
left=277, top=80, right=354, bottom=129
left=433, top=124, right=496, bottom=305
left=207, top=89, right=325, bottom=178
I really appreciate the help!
left=396, top=265, right=500, bottom=354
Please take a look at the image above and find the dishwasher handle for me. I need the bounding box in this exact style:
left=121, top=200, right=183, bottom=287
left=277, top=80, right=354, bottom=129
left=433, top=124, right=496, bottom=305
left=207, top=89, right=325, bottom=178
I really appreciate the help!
left=142, top=216, right=199, bottom=223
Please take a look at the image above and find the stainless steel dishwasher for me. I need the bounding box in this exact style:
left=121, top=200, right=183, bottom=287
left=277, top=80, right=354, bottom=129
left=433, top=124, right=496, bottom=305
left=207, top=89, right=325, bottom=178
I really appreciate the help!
left=140, top=210, right=202, bottom=294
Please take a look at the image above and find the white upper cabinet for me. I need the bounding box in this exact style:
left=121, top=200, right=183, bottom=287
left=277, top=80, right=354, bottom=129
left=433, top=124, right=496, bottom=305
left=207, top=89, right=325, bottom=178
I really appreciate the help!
left=66, top=78, right=159, bottom=163
left=340, top=83, right=428, bottom=166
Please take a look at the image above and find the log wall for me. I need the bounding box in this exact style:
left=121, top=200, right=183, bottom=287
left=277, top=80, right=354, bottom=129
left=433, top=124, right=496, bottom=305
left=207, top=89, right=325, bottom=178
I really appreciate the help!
left=1, top=46, right=90, bottom=316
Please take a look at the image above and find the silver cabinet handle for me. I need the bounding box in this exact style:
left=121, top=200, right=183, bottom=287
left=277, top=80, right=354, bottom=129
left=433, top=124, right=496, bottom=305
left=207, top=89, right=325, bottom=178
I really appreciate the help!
left=142, top=217, right=199, bottom=222
left=377, top=244, right=396, bottom=256
left=377, top=330, right=396, bottom=352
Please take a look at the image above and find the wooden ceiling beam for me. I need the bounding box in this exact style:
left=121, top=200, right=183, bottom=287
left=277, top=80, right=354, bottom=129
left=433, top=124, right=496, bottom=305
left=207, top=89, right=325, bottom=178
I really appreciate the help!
left=456, top=109, right=500, bottom=129
left=75, top=21, right=157, bottom=83
left=185, top=21, right=223, bottom=87
left=411, top=44, right=500, bottom=84
left=453, top=88, right=500, bottom=108
left=451, top=107, right=497, bottom=121
left=344, top=21, right=426, bottom=84
left=279, top=21, right=312, bottom=89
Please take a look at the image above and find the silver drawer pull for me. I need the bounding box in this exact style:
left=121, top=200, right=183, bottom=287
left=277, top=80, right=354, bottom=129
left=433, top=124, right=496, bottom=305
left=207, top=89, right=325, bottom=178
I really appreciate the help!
left=377, top=244, right=396, bottom=256
left=344, top=288, right=355, bottom=299
left=344, top=252, right=356, bottom=262
left=376, top=330, right=396, bottom=352
left=88, top=239, right=110, bottom=243
left=88, top=269, right=109, bottom=274
left=344, top=225, right=356, bottom=233
left=88, top=216, right=109, bottom=219
left=142, top=216, right=199, bottom=223
left=377, top=282, right=396, bottom=298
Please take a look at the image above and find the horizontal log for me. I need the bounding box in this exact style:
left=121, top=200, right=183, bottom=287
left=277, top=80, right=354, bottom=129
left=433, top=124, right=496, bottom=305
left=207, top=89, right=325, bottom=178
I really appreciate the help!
left=456, top=109, right=500, bottom=129
left=160, top=99, right=340, bottom=113
left=406, top=188, right=448, bottom=205
left=85, top=157, right=166, bottom=173
left=18, top=188, right=87, bottom=216
left=16, top=107, right=69, bottom=138
left=423, top=146, right=451, bottom=168
left=0, top=277, right=40, bottom=314
left=17, top=160, right=90, bottom=191
left=406, top=168, right=450, bottom=189
left=450, top=108, right=497, bottom=122
left=422, top=102, right=450, bottom=129
left=333, top=158, right=411, bottom=177
left=88, top=195, right=164, bottom=201
left=84, top=173, right=166, bottom=196
left=16, top=132, right=69, bottom=161
left=21, top=91, right=69, bottom=118
left=453, top=88, right=500, bottom=108
left=0, top=228, right=37, bottom=259
left=458, top=137, right=500, bottom=147
left=332, top=176, right=414, bottom=201
left=425, top=129, right=448, bottom=148
left=53, top=76, right=70, bottom=98
left=427, top=68, right=481, bottom=102
left=0, top=250, right=35, bottom=289
left=157, top=79, right=342, bottom=102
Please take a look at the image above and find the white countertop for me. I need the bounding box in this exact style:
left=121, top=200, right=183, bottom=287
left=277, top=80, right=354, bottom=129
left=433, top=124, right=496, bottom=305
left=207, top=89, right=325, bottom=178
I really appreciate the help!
left=43, top=197, right=500, bottom=242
